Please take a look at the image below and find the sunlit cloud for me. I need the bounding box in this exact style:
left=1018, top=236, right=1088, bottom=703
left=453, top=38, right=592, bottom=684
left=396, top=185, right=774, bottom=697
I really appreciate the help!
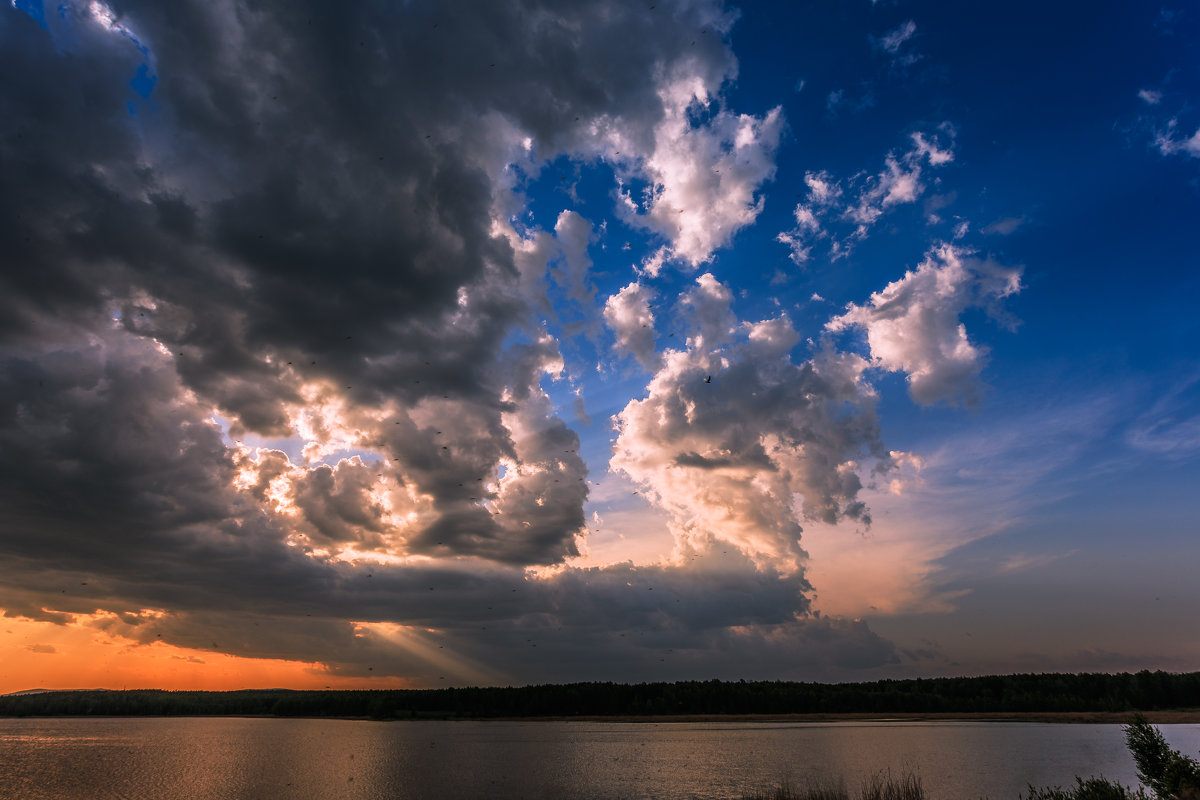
left=617, top=75, right=784, bottom=268
left=1, top=0, right=1195, bottom=692
left=827, top=243, right=1021, bottom=406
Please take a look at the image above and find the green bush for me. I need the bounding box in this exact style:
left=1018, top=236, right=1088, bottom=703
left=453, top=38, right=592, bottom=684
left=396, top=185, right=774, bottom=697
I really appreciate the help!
left=1021, top=777, right=1149, bottom=800
left=1023, top=716, right=1200, bottom=800
left=1124, top=715, right=1200, bottom=800
left=746, top=716, right=1200, bottom=800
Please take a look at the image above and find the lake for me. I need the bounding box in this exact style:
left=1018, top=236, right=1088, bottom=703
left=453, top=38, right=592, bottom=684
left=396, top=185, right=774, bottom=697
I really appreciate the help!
left=1, top=718, right=1198, bottom=799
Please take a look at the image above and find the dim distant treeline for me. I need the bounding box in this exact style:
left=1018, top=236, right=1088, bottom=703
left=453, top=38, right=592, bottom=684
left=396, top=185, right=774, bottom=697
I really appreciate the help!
left=2, top=671, right=1199, bottom=719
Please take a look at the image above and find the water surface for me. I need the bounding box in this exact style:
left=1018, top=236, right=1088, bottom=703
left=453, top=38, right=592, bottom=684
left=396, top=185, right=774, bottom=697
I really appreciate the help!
left=2, top=717, right=1198, bottom=799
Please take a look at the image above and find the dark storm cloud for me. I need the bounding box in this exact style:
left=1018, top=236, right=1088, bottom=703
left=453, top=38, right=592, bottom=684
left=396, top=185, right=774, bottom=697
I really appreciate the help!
left=0, top=330, right=894, bottom=678
left=289, top=459, right=391, bottom=548
left=0, top=0, right=738, bottom=565
left=423, top=558, right=899, bottom=683
left=77, top=551, right=897, bottom=683
left=0, top=331, right=894, bottom=678
left=3, top=0, right=734, bottom=378
left=0, top=0, right=903, bottom=683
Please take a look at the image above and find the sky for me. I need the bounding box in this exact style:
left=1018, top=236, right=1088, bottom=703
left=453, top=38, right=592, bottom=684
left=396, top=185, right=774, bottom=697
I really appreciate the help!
left=1, top=0, right=1198, bottom=693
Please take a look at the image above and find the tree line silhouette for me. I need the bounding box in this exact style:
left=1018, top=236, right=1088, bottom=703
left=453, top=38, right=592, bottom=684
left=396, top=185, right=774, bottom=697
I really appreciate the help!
left=2, top=671, right=1197, bottom=719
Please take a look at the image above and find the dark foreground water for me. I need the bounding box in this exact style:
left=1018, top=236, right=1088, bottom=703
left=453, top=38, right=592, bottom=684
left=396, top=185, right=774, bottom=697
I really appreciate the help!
left=1, top=717, right=1198, bottom=800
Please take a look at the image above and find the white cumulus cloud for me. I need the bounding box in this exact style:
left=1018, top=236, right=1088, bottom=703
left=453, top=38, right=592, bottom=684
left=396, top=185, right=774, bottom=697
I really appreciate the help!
left=617, top=74, right=785, bottom=268
left=1155, top=118, right=1200, bottom=158
left=846, top=128, right=955, bottom=235
left=603, top=281, right=660, bottom=371
left=826, top=243, right=1022, bottom=406
left=612, top=274, right=893, bottom=570
left=777, top=171, right=840, bottom=265
left=877, top=20, right=916, bottom=55
left=778, top=129, right=955, bottom=265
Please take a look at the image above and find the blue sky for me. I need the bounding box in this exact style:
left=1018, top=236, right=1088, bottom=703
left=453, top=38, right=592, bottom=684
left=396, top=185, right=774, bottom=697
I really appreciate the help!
left=0, top=0, right=1197, bottom=690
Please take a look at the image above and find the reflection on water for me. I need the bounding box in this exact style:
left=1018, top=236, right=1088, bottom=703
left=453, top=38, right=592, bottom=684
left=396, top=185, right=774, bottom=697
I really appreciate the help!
left=1, top=717, right=1198, bottom=800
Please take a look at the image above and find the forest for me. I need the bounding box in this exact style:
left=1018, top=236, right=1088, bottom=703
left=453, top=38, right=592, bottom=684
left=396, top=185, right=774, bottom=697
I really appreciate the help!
left=2, top=671, right=1199, bottom=719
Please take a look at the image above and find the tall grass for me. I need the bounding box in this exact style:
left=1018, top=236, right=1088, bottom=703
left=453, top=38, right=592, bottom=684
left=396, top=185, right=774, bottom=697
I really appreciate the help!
left=861, top=770, right=925, bottom=800
left=741, top=716, right=1200, bottom=800
left=741, top=770, right=925, bottom=800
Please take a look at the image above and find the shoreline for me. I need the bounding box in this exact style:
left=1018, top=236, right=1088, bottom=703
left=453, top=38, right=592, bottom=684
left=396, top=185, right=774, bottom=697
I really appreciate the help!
left=490, top=710, right=1200, bottom=724
left=3, top=710, right=1199, bottom=723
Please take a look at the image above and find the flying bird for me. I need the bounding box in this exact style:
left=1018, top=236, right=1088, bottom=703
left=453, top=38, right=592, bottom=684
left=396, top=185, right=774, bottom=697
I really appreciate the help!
left=705, top=375, right=712, bottom=383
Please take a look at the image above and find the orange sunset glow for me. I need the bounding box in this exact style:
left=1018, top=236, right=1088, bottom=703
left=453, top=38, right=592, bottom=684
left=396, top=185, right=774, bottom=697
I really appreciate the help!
left=0, top=615, right=407, bottom=693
